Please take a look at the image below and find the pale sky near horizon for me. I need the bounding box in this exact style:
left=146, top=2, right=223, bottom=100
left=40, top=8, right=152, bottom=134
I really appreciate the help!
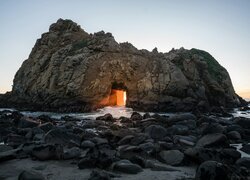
left=0, top=0, right=250, bottom=98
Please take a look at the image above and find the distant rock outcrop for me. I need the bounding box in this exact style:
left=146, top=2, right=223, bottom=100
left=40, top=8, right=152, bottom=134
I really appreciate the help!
left=1, top=19, right=246, bottom=112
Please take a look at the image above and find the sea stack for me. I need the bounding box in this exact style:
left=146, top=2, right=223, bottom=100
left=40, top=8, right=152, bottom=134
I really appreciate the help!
left=1, top=19, right=244, bottom=112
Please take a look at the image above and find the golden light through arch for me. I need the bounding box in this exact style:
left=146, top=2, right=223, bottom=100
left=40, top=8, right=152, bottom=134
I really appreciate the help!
left=115, top=90, right=126, bottom=106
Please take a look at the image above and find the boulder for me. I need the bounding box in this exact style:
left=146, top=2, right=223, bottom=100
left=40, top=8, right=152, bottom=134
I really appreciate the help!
left=0, top=144, right=13, bottom=152
left=6, top=133, right=26, bottom=147
left=63, top=147, right=81, bottom=159
left=173, top=135, right=196, bottom=146
left=129, top=155, right=146, bottom=168
left=91, top=137, right=108, bottom=145
left=196, top=133, right=228, bottom=148
left=166, top=125, right=189, bottom=135
left=199, top=123, right=225, bottom=135
left=31, top=144, right=63, bottom=160
left=18, top=170, right=45, bottom=180
left=139, top=142, right=155, bottom=154
left=185, top=147, right=240, bottom=164
left=39, top=122, right=54, bottom=133
left=130, top=134, right=148, bottom=145
left=130, top=112, right=143, bottom=121
left=18, top=117, right=39, bottom=128
left=81, top=140, right=95, bottom=149
left=112, top=160, right=142, bottom=174
left=37, top=114, right=54, bottom=123
left=195, top=161, right=229, bottom=180
left=78, top=156, right=96, bottom=169
left=185, top=147, right=220, bottom=163
left=240, top=144, right=250, bottom=154
left=117, top=145, right=141, bottom=159
left=235, top=117, right=250, bottom=128
left=236, top=157, right=250, bottom=169
left=97, top=147, right=117, bottom=169
left=159, top=150, right=184, bottom=166
left=96, top=113, right=114, bottom=122
left=44, top=128, right=81, bottom=146
left=88, top=170, right=111, bottom=180
left=79, top=144, right=117, bottom=169
left=145, top=125, right=167, bottom=140
left=168, top=113, right=197, bottom=124
left=220, top=148, right=241, bottom=163
left=88, top=170, right=120, bottom=180
left=227, top=131, right=241, bottom=140
left=119, top=117, right=132, bottom=123
left=145, top=160, right=179, bottom=171
left=176, top=119, right=196, bottom=129
left=0, top=148, right=19, bottom=162
left=117, top=135, right=134, bottom=145
left=143, top=113, right=151, bottom=119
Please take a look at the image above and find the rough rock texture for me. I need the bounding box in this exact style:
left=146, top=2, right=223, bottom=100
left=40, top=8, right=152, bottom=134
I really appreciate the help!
left=1, top=18, right=245, bottom=112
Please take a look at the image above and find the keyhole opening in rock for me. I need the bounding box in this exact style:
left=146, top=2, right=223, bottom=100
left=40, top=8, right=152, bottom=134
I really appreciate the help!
left=108, top=82, right=127, bottom=106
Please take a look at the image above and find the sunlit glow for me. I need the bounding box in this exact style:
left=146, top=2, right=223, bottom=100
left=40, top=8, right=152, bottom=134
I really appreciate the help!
left=108, top=89, right=126, bottom=106
left=116, top=90, right=126, bottom=106
left=124, top=91, right=127, bottom=104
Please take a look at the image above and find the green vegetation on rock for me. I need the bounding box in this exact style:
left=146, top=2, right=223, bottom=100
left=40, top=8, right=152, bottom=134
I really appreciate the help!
left=190, top=48, right=226, bottom=82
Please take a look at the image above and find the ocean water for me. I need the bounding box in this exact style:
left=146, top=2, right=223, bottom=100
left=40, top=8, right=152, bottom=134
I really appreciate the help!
left=0, top=105, right=250, bottom=120
left=0, top=106, right=185, bottom=120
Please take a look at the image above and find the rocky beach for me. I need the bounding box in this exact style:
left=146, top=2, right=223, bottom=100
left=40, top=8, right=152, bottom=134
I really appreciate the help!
left=0, top=18, right=250, bottom=180
left=0, top=105, right=250, bottom=180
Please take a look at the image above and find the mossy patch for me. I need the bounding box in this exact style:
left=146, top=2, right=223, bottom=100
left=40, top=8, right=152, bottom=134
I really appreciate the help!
left=190, top=48, right=226, bottom=82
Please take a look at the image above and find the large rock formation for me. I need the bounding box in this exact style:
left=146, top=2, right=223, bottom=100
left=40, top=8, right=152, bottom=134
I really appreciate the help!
left=2, top=19, right=245, bottom=112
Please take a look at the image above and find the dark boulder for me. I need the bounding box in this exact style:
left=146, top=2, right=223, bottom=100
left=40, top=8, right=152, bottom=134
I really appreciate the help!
left=78, top=155, right=96, bottom=169
left=185, top=147, right=240, bottom=164
left=17, top=117, right=39, bottom=128
left=196, top=133, right=228, bottom=148
left=236, top=157, right=250, bottom=169
left=199, top=123, right=225, bottom=135
left=159, top=150, right=184, bottom=166
left=145, top=125, right=167, bottom=140
left=143, top=113, right=151, bottom=119
left=117, top=135, right=134, bottom=145
left=195, top=161, right=229, bottom=180
left=185, top=147, right=220, bottom=163
left=96, top=113, right=115, bottom=122
left=81, top=140, right=95, bottom=149
left=0, top=148, right=19, bottom=162
left=112, top=159, right=142, bottom=174
left=0, top=144, right=13, bottom=152
left=166, top=125, right=189, bottom=135
left=6, top=133, right=26, bottom=147
left=119, top=116, right=132, bottom=123
left=240, top=144, right=250, bottom=154
left=235, top=117, right=250, bottom=128
left=227, top=131, right=241, bottom=140
left=130, top=112, right=143, bottom=121
left=44, top=128, right=81, bottom=146
left=63, top=147, right=81, bottom=159
left=37, top=114, right=54, bottom=123
left=18, top=170, right=45, bottom=180
left=168, top=113, right=197, bottom=125
left=31, top=144, right=63, bottom=160
left=38, top=122, right=54, bottom=133
left=88, top=170, right=111, bottom=180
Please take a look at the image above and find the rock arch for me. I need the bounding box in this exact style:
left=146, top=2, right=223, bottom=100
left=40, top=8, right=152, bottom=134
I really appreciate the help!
left=3, top=19, right=244, bottom=112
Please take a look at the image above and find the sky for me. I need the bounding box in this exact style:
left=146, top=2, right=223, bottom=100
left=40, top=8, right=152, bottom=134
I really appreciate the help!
left=0, top=0, right=250, bottom=99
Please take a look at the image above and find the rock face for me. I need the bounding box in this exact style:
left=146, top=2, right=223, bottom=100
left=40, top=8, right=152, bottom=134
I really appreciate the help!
left=3, top=18, right=244, bottom=112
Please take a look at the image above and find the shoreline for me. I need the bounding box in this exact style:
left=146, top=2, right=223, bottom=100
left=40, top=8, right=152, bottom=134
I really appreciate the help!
left=0, top=107, right=250, bottom=179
